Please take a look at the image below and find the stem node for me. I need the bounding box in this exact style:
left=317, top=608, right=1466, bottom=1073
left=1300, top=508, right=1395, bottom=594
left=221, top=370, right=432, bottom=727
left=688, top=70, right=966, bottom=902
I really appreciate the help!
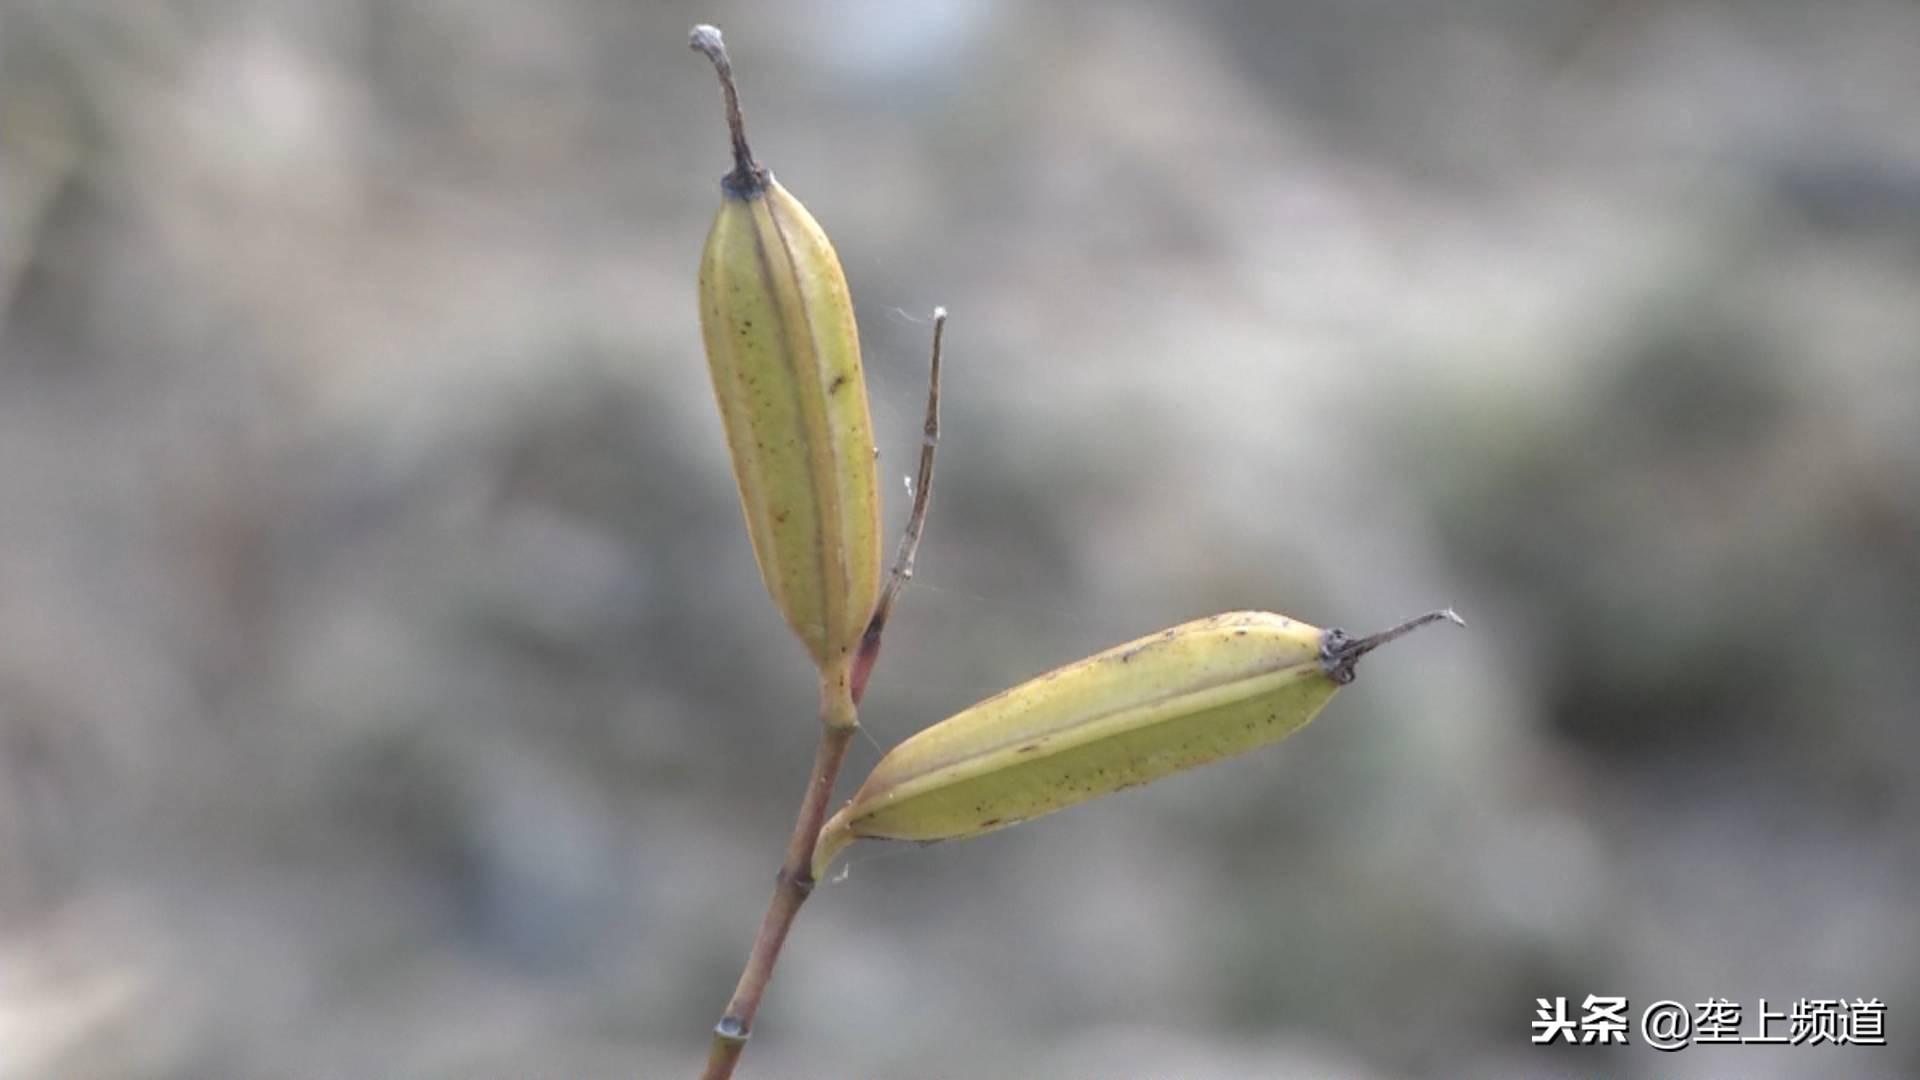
left=699, top=684, right=860, bottom=1080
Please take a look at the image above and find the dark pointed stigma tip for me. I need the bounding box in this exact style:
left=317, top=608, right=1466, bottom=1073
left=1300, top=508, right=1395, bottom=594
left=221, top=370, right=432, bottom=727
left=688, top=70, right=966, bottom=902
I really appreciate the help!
left=1319, top=608, right=1462, bottom=684
left=689, top=22, right=765, bottom=196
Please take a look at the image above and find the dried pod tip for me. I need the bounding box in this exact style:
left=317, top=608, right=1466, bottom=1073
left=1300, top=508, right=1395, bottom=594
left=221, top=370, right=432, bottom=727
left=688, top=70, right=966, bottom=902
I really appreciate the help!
left=1320, top=608, right=1463, bottom=685
left=689, top=24, right=766, bottom=196
left=847, top=305, right=947, bottom=705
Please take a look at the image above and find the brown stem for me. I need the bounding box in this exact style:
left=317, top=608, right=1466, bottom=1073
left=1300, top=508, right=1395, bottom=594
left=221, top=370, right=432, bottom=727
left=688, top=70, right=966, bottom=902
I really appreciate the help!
left=705, top=310, right=947, bottom=1076
left=850, top=307, right=946, bottom=702
left=700, top=677, right=858, bottom=1080
left=689, top=24, right=767, bottom=196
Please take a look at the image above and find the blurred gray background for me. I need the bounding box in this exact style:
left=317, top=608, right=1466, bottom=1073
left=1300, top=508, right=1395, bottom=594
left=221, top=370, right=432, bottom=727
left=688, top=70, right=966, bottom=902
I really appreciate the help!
left=3, top=1, right=1918, bottom=1077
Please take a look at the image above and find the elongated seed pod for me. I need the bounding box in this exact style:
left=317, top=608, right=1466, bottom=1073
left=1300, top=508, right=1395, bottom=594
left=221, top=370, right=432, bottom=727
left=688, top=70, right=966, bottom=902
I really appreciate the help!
left=693, top=27, right=882, bottom=689
left=814, top=609, right=1460, bottom=876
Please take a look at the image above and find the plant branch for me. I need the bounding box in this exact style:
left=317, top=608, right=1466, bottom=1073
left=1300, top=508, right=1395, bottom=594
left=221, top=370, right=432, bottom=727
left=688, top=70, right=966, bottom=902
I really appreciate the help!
left=701, top=310, right=946, bottom=1080
left=701, top=679, right=857, bottom=1080
left=850, top=307, right=946, bottom=702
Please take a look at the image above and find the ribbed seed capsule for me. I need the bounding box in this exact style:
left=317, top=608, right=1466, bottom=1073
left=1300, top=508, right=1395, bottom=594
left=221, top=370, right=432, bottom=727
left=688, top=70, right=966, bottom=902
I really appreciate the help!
left=815, top=608, right=1460, bottom=876
left=693, top=26, right=882, bottom=692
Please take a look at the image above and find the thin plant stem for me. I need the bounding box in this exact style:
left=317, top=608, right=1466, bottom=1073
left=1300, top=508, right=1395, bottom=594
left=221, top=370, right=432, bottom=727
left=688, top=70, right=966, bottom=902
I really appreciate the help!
left=701, top=680, right=857, bottom=1080
left=851, top=307, right=946, bottom=702
left=700, top=311, right=947, bottom=1080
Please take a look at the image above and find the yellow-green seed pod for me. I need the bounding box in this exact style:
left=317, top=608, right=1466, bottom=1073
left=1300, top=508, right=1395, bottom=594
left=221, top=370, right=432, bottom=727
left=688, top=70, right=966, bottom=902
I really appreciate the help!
left=815, top=609, right=1460, bottom=877
left=692, top=26, right=882, bottom=691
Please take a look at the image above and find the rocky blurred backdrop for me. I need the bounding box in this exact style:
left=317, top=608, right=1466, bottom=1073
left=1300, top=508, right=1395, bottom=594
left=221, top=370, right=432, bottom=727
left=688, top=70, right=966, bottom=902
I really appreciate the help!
left=2, top=1, right=1917, bottom=1077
